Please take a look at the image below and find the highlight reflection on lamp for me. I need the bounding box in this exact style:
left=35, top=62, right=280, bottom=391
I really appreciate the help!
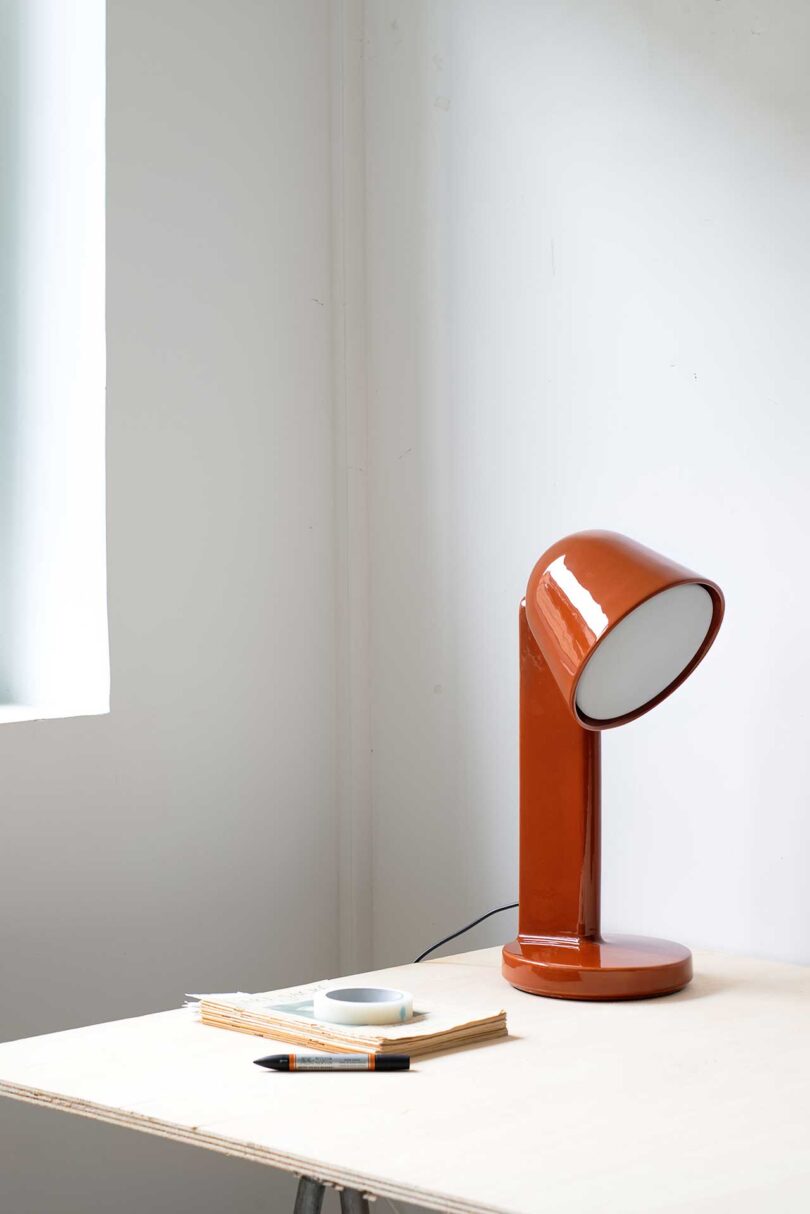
left=502, top=531, right=724, bottom=1000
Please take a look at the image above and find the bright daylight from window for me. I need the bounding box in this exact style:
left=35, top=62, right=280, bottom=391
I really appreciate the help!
left=0, top=0, right=107, bottom=722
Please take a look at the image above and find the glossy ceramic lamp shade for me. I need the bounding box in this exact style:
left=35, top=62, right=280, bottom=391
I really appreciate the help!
left=502, top=531, right=724, bottom=1000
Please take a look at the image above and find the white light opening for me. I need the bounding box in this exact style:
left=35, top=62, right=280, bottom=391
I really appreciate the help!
left=575, top=584, right=714, bottom=724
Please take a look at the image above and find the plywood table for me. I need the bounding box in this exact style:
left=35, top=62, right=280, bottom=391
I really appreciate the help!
left=1, top=947, right=809, bottom=1213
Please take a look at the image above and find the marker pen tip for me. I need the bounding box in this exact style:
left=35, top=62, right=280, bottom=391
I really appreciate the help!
left=254, top=1055, right=285, bottom=1070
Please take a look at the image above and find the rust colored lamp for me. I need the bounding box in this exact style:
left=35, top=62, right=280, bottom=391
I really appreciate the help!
left=502, top=531, right=724, bottom=1001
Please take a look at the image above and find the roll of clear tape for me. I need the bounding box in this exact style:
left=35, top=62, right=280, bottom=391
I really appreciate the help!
left=312, top=986, right=413, bottom=1026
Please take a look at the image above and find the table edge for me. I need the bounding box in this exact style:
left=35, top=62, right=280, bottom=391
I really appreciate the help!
left=0, top=1079, right=509, bottom=1214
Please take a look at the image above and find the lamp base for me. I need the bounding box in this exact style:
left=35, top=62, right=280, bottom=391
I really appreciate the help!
left=502, top=934, right=692, bottom=1001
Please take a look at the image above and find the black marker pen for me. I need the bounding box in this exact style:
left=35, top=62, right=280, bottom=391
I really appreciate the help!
left=254, top=1053, right=410, bottom=1072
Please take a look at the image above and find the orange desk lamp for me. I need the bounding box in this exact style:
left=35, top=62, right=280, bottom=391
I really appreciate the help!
left=502, top=531, right=724, bottom=1000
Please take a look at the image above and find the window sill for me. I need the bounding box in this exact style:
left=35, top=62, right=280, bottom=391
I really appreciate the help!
left=0, top=703, right=109, bottom=725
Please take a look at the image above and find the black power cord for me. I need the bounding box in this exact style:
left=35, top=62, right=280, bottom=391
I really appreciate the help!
left=413, top=902, right=518, bottom=963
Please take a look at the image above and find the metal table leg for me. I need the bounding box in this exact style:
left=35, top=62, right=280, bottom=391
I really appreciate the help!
left=339, top=1189, right=371, bottom=1214
left=294, top=1176, right=326, bottom=1214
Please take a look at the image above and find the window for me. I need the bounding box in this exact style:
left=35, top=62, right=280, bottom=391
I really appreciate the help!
left=0, top=1, right=107, bottom=721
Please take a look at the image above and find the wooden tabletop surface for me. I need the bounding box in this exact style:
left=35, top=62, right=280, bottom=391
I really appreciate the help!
left=1, top=947, right=809, bottom=1213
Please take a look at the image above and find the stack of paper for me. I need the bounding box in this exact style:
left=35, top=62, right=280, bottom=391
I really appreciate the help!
left=189, top=978, right=507, bottom=1057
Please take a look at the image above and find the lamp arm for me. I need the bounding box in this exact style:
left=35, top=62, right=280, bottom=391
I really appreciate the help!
left=518, top=602, right=601, bottom=941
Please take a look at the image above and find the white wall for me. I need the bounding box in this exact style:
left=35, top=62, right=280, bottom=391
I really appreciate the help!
left=365, top=0, right=810, bottom=970
left=1, top=2, right=335, bottom=1210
